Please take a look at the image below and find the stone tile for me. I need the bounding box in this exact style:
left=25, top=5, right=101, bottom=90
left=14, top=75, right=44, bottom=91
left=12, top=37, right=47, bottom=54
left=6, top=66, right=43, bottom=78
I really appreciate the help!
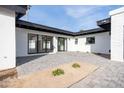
left=16, top=52, right=124, bottom=88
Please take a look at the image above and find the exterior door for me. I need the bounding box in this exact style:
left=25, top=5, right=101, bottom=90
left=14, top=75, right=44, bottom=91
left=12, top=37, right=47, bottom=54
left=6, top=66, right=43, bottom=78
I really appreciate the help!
left=42, top=35, right=53, bottom=53
left=58, top=37, right=67, bottom=51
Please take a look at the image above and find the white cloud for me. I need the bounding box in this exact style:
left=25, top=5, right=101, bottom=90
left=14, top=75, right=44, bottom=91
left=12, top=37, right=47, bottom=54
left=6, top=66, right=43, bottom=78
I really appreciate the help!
left=78, top=11, right=106, bottom=30
left=64, top=5, right=104, bottom=18
left=64, top=5, right=110, bottom=30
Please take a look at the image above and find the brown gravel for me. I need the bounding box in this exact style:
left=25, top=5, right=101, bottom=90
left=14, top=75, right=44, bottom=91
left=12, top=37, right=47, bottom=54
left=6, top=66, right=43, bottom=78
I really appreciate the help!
left=2, top=62, right=98, bottom=88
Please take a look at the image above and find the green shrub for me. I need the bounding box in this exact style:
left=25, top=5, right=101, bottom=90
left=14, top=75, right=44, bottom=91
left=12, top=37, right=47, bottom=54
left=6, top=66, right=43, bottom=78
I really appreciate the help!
left=52, top=68, right=64, bottom=76
left=72, top=63, right=80, bottom=68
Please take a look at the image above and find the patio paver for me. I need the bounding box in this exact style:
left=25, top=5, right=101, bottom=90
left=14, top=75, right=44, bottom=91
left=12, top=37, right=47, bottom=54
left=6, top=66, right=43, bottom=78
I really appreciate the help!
left=16, top=52, right=124, bottom=88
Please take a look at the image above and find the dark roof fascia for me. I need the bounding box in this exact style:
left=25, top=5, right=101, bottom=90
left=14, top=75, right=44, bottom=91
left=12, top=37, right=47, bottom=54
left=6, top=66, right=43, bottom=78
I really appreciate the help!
left=0, top=5, right=28, bottom=19
left=0, top=5, right=27, bottom=14
left=75, top=28, right=110, bottom=36
left=97, top=18, right=111, bottom=31
left=97, top=18, right=111, bottom=26
left=16, top=20, right=75, bottom=36
left=16, top=20, right=110, bottom=37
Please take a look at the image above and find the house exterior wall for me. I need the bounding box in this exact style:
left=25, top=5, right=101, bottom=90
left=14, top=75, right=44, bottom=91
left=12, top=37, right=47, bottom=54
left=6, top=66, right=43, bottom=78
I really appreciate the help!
left=110, top=7, right=124, bottom=62
left=16, top=27, right=110, bottom=57
left=73, top=32, right=110, bottom=54
left=67, top=38, right=76, bottom=51
left=0, top=7, right=15, bottom=70
left=16, top=27, right=73, bottom=57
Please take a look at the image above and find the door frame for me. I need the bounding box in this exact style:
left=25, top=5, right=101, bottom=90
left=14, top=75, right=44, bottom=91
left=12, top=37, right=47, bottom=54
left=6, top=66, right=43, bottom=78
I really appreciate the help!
left=57, top=37, right=67, bottom=52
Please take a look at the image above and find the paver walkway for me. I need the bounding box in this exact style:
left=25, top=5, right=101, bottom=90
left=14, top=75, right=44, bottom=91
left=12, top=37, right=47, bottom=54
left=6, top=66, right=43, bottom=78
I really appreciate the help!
left=16, top=52, right=124, bottom=88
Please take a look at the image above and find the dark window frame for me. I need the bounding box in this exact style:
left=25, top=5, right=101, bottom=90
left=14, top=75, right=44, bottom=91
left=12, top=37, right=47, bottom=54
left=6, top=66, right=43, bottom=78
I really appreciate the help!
left=58, top=37, right=67, bottom=52
left=44, top=35, right=53, bottom=53
left=28, top=33, right=38, bottom=54
left=86, top=37, right=95, bottom=44
left=75, top=38, right=78, bottom=45
left=28, top=33, right=53, bottom=54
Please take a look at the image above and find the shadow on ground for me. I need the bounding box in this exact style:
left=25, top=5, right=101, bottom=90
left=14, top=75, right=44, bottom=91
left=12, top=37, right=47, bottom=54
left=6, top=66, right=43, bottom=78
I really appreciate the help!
left=16, top=55, right=46, bottom=66
left=93, top=53, right=110, bottom=59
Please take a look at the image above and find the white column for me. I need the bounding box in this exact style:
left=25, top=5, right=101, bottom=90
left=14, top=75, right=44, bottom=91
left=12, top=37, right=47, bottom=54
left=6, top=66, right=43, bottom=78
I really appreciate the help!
left=109, top=7, right=124, bottom=62
left=53, top=36, right=58, bottom=53
left=0, top=7, right=16, bottom=70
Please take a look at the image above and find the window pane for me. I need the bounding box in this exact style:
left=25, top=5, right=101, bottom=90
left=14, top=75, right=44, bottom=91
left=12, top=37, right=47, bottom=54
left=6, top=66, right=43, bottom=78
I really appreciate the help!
left=28, top=34, right=37, bottom=53
left=42, top=36, right=46, bottom=49
left=58, top=37, right=67, bottom=51
left=86, top=37, right=95, bottom=44
left=38, top=35, right=43, bottom=52
left=38, top=35, right=53, bottom=53
left=75, top=38, right=78, bottom=44
left=40, top=35, right=46, bottom=52
left=46, top=36, right=53, bottom=52
left=46, top=41, right=51, bottom=49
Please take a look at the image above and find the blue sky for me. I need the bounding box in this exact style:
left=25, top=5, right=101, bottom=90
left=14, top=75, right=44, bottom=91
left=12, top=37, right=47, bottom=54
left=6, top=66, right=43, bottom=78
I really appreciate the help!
left=21, top=5, right=123, bottom=32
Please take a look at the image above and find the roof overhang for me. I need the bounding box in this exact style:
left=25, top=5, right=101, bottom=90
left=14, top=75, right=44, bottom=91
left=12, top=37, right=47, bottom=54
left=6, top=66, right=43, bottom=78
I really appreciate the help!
left=0, top=5, right=28, bottom=19
left=97, top=18, right=111, bottom=30
left=16, top=20, right=109, bottom=36
left=16, top=20, right=75, bottom=36
left=75, top=28, right=109, bottom=36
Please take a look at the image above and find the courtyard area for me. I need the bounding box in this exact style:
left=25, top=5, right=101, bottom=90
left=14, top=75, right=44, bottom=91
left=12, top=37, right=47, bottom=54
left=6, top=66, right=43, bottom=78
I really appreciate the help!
left=1, top=52, right=124, bottom=88
left=15, top=52, right=124, bottom=88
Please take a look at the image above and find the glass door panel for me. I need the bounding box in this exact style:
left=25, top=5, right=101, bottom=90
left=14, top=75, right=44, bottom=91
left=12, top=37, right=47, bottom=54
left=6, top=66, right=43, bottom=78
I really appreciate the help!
left=46, top=36, right=53, bottom=52
left=38, top=35, right=43, bottom=52
left=58, top=37, right=67, bottom=51
left=28, top=34, right=37, bottom=53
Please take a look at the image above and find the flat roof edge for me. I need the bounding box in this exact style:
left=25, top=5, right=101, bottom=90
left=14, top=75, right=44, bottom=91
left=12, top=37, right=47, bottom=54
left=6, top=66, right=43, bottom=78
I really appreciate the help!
left=109, top=7, right=124, bottom=16
left=16, top=20, right=75, bottom=36
left=0, top=5, right=27, bottom=14
left=16, top=20, right=109, bottom=36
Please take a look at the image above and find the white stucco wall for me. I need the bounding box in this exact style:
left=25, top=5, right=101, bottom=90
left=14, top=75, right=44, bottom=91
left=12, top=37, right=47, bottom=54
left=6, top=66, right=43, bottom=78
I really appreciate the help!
left=0, top=7, right=15, bottom=70
left=53, top=36, right=58, bottom=53
left=70, top=32, right=110, bottom=54
left=67, top=38, right=76, bottom=51
left=110, top=7, right=124, bottom=62
left=16, top=27, right=72, bottom=57
left=16, top=27, right=110, bottom=57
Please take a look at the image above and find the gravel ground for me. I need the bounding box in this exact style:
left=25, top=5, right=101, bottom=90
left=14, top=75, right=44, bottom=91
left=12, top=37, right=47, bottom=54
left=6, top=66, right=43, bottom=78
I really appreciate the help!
left=15, top=52, right=124, bottom=88
left=5, top=62, right=98, bottom=88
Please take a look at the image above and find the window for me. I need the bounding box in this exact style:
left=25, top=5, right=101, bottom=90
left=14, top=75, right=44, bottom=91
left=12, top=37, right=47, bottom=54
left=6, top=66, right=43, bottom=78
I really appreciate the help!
left=86, top=37, right=95, bottom=44
left=38, top=35, right=53, bottom=53
left=58, top=37, right=67, bottom=51
left=38, top=35, right=43, bottom=52
left=42, top=35, right=47, bottom=52
left=28, top=33, right=53, bottom=54
left=75, top=38, right=78, bottom=44
left=46, top=36, right=53, bottom=52
left=28, top=34, right=38, bottom=53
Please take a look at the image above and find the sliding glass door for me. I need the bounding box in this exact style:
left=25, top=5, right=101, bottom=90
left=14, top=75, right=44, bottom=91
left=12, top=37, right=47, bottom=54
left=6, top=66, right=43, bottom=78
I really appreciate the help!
left=28, top=34, right=38, bottom=53
left=46, top=36, right=53, bottom=52
left=41, top=35, right=53, bottom=52
left=28, top=33, right=53, bottom=54
left=58, top=37, right=67, bottom=51
left=38, top=35, right=43, bottom=52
